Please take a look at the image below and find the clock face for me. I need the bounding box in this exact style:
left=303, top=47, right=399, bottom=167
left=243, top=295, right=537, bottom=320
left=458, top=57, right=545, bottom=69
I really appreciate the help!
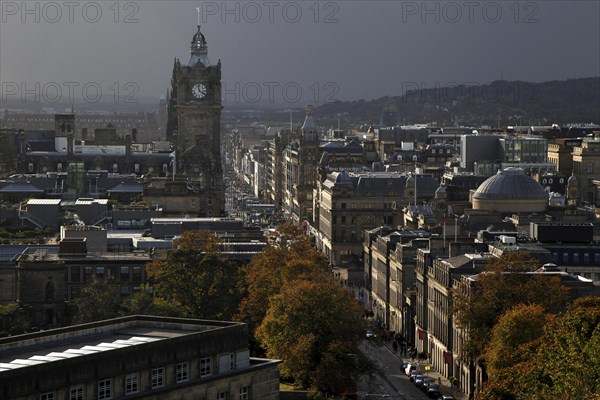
left=192, top=83, right=207, bottom=99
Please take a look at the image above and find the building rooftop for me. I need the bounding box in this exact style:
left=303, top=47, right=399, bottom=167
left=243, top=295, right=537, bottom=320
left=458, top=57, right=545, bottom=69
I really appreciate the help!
left=18, top=249, right=151, bottom=262
left=0, top=316, right=242, bottom=373
left=0, top=183, right=44, bottom=193
left=26, top=199, right=61, bottom=205
left=472, top=168, right=548, bottom=201
left=75, top=199, right=109, bottom=205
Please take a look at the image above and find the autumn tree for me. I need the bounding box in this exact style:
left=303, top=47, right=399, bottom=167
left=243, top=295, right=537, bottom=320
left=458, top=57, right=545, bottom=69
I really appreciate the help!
left=255, top=278, right=368, bottom=393
left=146, top=231, right=242, bottom=320
left=478, top=297, right=600, bottom=400
left=173, top=230, right=222, bottom=253
left=237, top=224, right=329, bottom=333
left=484, top=303, right=548, bottom=375
left=477, top=304, right=549, bottom=399
left=452, top=252, right=569, bottom=359
left=534, top=296, right=600, bottom=399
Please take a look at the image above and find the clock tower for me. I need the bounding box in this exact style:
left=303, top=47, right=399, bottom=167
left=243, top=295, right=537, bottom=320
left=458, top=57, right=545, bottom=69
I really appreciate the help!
left=166, top=25, right=224, bottom=216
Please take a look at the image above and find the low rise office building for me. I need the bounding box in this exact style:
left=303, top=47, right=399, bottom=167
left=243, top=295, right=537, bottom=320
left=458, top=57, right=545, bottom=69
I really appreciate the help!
left=0, top=315, right=280, bottom=400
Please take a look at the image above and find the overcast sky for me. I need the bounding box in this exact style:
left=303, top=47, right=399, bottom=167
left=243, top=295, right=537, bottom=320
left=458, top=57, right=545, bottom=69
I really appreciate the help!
left=1, top=0, right=599, bottom=107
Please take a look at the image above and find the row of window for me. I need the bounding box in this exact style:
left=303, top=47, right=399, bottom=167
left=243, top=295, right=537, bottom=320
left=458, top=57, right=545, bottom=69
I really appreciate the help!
left=335, top=203, right=377, bottom=210
left=38, top=358, right=221, bottom=400
left=430, top=148, right=453, bottom=155
left=551, top=252, right=600, bottom=265
left=42, top=383, right=249, bottom=400
left=67, top=265, right=143, bottom=284
left=26, top=163, right=166, bottom=174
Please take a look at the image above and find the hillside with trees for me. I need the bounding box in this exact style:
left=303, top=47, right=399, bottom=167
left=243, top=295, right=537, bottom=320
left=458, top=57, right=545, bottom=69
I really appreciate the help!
left=315, top=78, right=600, bottom=127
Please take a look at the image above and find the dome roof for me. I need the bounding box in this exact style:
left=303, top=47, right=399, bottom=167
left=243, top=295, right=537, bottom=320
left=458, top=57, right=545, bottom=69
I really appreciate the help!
left=473, top=168, right=547, bottom=201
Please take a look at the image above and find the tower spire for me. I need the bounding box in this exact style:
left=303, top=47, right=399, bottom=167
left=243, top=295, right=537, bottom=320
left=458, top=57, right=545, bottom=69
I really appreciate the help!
left=189, top=24, right=210, bottom=67
left=302, top=105, right=315, bottom=131
left=301, top=105, right=317, bottom=142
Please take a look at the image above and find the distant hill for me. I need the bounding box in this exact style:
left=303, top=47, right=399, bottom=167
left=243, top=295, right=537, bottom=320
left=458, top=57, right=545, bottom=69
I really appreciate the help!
left=315, top=78, right=600, bottom=126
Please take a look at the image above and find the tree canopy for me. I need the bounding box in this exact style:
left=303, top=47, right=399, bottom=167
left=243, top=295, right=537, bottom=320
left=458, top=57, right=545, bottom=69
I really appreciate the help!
left=146, top=231, right=242, bottom=320
left=484, top=303, right=548, bottom=376
left=535, top=296, right=600, bottom=399
left=238, top=224, right=370, bottom=393
left=255, top=278, right=367, bottom=393
left=478, top=297, right=600, bottom=400
left=237, top=224, right=329, bottom=333
left=70, top=277, right=120, bottom=323
left=120, top=283, right=182, bottom=317
left=452, top=252, right=569, bottom=359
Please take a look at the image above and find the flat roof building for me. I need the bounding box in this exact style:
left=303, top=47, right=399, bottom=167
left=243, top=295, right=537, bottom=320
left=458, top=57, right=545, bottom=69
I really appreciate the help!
left=0, top=315, right=280, bottom=400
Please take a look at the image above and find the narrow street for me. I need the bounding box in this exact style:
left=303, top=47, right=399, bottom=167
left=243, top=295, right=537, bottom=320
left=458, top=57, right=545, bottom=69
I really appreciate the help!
left=359, top=340, right=432, bottom=400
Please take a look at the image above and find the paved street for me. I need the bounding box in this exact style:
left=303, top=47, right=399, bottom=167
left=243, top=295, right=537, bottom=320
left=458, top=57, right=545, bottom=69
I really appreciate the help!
left=359, top=340, right=432, bottom=400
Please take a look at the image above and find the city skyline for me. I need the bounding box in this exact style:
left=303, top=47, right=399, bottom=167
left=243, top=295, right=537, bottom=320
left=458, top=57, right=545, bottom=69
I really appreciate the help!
left=1, top=1, right=599, bottom=107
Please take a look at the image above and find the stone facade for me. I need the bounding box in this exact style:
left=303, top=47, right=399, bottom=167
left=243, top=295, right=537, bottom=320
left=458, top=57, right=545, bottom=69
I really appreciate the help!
left=0, top=316, right=280, bottom=400
left=572, top=138, right=600, bottom=205
left=16, top=258, right=66, bottom=328
left=317, top=171, right=438, bottom=268
left=365, top=224, right=599, bottom=399
left=282, top=106, right=319, bottom=224
left=166, top=25, right=225, bottom=217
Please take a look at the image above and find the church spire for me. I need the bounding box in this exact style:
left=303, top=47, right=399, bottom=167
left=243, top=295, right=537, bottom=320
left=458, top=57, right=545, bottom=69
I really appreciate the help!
left=189, top=25, right=210, bottom=67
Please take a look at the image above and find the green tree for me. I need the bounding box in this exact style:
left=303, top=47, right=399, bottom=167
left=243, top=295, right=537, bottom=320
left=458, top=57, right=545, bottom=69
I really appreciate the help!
left=0, top=302, right=31, bottom=335
left=120, top=284, right=182, bottom=317
left=256, top=278, right=367, bottom=393
left=146, top=232, right=242, bottom=320
left=452, top=253, right=569, bottom=360
left=71, top=277, right=120, bottom=323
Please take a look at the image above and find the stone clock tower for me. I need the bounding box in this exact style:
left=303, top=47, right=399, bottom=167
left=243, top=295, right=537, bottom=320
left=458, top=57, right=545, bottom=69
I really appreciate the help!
left=166, top=25, right=224, bottom=216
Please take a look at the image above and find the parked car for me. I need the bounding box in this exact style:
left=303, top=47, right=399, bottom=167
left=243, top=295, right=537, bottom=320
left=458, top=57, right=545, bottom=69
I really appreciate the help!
left=366, top=330, right=376, bottom=338
left=414, top=375, right=426, bottom=387
left=426, top=385, right=441, bottom=398
left=411, top=374, right=424, bottom=384
left=401, top=360, right=409, bottom=372
left=408, top=369, right=422, bottom=381
left=420, top=378, right=435, bottom=391
left=405, top=363, right=418, bottom=376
